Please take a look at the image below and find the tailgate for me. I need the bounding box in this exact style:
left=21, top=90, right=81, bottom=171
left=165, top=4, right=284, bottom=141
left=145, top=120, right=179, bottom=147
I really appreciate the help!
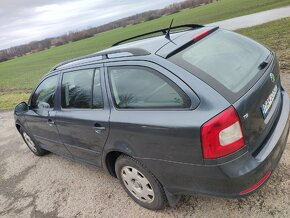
left=234, top=54, right=282, bottom=154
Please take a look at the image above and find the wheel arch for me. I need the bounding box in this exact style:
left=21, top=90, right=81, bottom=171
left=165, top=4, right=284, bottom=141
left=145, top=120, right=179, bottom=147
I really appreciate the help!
left=102, top=146, right=136, bottom=177
left=102, top=148, right=180, bottom=207
left=104, top=151, right=123, bottom=177
left=16, top=123, right=21, bottom=132
left=15, top=121, right=23, bottom=133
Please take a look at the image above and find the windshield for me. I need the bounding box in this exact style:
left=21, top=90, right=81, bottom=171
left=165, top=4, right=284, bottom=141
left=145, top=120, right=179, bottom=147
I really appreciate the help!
left=170, top=30, right=270, bottom=93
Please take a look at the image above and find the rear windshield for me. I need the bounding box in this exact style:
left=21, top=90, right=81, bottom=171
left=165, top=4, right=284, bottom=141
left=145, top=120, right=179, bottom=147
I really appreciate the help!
left=170, top=30, right=270, bottom=93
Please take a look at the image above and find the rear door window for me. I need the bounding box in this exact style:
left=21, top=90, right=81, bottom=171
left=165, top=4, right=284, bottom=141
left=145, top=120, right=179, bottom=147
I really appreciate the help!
left=108, top=66, right=191, bottom=109
left=61, top=69, right=103, bottom=109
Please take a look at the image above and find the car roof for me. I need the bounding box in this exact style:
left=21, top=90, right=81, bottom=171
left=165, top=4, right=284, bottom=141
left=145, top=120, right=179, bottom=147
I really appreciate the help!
left=48, top=25, right=216, bottom=73
left=103, top=30, right=186, bottom=54
left=50, top=31, right=188, bottom=72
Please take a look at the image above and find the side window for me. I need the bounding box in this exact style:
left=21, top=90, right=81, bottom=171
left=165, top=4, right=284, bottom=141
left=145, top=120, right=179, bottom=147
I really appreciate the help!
left=108, top=66, right=191, bottom=109
left=61, top=68, right=104, bottom=109
left=93, top=69, right=104, bottom=108
left=61, top=69, right=94, bottom=109
left=31, top=75, right=58, bottom=109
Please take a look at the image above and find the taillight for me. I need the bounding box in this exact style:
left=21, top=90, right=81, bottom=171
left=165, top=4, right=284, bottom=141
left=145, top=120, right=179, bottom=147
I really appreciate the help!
left=201, top=106, right=245, bottom=159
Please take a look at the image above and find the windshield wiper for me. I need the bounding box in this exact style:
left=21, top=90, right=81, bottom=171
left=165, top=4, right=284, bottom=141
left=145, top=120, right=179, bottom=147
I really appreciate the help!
left=258, top=61, right=269, bottom=70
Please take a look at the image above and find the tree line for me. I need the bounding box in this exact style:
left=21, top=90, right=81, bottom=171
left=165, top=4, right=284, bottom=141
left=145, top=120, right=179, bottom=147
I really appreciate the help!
left=0, top=0, right=214, bottom=62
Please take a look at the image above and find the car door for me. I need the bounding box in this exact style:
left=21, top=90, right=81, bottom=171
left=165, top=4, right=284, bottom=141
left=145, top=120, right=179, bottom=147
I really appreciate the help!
left=55, top=66, right=110, bottom=166
left=25, top=73, right=71, bottom=157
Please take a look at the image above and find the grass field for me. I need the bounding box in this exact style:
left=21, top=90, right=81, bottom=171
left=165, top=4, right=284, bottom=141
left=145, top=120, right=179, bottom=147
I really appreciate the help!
left=0, top=0, right=290, bottom=110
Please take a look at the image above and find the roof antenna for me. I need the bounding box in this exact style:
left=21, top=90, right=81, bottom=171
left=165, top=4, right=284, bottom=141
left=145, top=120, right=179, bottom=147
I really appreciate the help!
left=165, top=19, right=174, bottom=40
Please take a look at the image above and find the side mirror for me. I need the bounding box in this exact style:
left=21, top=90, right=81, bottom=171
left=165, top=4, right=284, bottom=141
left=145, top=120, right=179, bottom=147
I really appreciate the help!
left=14, top=102, right=29, bottom=115
left=38, top=102, right=50, bottom=109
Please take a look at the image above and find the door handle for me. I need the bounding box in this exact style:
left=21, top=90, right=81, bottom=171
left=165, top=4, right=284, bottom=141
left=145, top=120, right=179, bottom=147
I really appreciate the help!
left=48, top=119, right=55, bottom=126
left=93, top=123, right=106, bottom=134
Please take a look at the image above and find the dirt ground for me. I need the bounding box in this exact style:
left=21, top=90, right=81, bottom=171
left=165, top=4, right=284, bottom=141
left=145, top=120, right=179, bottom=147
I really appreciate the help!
left=0, top=73, right=289, bottom=218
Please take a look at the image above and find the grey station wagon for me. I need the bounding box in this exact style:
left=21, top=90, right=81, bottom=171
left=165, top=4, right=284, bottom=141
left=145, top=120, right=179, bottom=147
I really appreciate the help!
left=14, top=24, right=290, bottom=210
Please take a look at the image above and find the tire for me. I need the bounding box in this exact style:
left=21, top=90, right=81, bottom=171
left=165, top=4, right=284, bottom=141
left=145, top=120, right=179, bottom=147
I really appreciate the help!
left=20, top=127, right=48, bottom=156
left=115, top=155, right=167, bottom=210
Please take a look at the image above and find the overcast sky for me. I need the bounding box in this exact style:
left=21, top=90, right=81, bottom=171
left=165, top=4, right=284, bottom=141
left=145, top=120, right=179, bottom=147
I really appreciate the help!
left=0, top=0, right=183, bottom=50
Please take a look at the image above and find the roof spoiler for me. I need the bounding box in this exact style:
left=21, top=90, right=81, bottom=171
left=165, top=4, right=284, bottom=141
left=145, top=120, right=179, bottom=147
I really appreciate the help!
left=112, top=24, right=204, bottom=46
left=156, top=26, right=219, bottom=59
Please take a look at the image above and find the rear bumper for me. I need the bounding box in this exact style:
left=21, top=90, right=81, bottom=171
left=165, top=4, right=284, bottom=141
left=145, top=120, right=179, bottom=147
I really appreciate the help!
left=139, top=91, right=289, bottom=197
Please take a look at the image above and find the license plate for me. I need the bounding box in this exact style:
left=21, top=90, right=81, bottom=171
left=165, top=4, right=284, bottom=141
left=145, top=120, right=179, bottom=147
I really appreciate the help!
left=261, top=85, right=278, bottom=119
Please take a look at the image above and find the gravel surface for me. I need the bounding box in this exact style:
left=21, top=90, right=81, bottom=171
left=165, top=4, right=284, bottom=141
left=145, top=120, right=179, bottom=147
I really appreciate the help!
left=0, top=73, right=289, bottom=218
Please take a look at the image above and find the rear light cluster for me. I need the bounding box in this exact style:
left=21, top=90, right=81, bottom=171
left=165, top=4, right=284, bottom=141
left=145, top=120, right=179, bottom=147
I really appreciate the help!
left=201, top=106, right=245, bottom=159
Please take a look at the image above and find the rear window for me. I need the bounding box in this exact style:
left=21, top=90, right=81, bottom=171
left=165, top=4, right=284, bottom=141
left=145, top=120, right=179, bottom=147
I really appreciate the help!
left=170, top=30, right=270, bottom=94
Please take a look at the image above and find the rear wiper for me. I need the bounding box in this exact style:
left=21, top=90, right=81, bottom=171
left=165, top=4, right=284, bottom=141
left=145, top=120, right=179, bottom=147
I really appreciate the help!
left=258, top=61, right=269, bottom=70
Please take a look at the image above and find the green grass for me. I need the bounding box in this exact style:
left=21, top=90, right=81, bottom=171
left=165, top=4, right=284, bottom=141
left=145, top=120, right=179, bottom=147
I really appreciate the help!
left=0, top=92, right=31, bottom=111
left=1, top=0, right=290, bottom=110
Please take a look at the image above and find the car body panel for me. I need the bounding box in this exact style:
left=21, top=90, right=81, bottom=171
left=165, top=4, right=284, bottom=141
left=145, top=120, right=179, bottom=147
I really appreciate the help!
left=24, top=109, right=71, bottom=156
left=55, top=66, right=110, bottom=166
left=137, top=91, right=289, bottom=196
left=23, top=73, right=72, bottom=157
left=55, top=109, right=109, bottom=166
